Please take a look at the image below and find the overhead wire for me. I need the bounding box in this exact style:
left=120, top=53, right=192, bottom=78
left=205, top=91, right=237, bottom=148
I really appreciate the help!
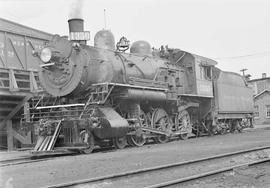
left=212, top=51, right=270, bottom=60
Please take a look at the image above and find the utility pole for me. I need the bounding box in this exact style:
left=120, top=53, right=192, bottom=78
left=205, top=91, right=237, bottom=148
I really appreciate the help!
left=240, top=68, right=248, bottom=77
left=104, top=9, right=107, bottom=29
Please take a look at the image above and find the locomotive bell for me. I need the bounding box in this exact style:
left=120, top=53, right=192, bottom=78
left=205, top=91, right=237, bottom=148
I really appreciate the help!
left=94, top=30, right=115, bottom=50
left=130, top=40, right=152, bottom=56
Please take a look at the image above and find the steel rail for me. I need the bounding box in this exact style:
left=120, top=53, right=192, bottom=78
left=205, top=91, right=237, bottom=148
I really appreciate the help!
left=0, top=151, right=77, bottom=167
left=46, top=145, right=270, bottom=188
left=145, top=158, right=270, bottom=188
left=0, top=145, right=118, bottom=168
left=0, top=157, right=50, bottom=167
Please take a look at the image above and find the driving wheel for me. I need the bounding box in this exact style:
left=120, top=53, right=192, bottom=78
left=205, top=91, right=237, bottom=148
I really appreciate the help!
left=129, top=110, right=149, bottom=147
left=177, top=110, right=191, bottom=140
left=152, top=108, right=171, bottom=144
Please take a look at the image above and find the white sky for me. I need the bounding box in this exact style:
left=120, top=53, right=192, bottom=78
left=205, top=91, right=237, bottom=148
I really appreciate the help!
left=1, top=0, right=270, bottom=79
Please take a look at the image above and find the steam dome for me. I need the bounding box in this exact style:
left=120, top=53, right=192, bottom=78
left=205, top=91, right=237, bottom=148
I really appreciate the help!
left=130, top=40, right=152, bottom=56
left=94, top=30, right=115, bottom=50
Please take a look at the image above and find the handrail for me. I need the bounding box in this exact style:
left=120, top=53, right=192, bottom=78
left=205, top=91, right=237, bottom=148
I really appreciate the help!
left=36, top=103, right=85, bottom=110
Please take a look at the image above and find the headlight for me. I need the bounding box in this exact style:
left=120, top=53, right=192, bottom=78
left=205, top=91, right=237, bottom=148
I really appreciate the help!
left=40, top=48, right=52, bottom=63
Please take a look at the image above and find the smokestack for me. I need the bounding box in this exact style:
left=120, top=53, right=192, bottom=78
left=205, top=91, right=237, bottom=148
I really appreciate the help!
left=68, top=18, right=84, bottom=33
left=68, top=18, right=86, bottom=45
left=262, top=73, right=267, bottom=78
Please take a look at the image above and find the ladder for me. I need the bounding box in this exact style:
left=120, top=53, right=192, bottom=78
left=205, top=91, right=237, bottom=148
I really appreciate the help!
left=79, top=84, right=115, bottom=118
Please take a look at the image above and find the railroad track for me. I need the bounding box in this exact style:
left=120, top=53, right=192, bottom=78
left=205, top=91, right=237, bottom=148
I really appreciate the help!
left=0, top=132, right=254, bottom=168
left=46, top=145, right=270, bottom=188
left=146, top=158, right=270, bottom=188
left=0, top=150, right=79, bottom=167
left=0, top=146, right=126, bottom=167
left=0, top=156, right=50, bottom=167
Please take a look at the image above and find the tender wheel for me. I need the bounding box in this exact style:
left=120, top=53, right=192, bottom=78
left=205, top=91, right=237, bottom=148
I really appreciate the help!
left=152, top=108, right=171, bottom=144
left=231, top=120, right=243, bottom=133
left=113, top=136, right=127, bottom=149
left=80, top=130, right=95, bottom=154
left=221, top=127, right=227, bottom=134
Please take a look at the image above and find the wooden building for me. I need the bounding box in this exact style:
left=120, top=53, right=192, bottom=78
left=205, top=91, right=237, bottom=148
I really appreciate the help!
left=248, top=74, right=270, bottom=125
left=0, top=18, right=52, bottom=150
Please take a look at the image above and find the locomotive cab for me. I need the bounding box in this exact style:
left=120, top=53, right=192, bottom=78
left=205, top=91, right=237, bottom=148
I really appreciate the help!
left=166, top=49, right=217, bottom=97
left=193, top=55, right=216, bottom=97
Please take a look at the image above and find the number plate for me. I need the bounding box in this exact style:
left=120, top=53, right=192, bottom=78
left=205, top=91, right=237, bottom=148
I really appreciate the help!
left=69, top=31, right=90, bottom=41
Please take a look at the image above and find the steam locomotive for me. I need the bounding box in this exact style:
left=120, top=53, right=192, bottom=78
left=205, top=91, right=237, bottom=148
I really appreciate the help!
left=23, top=18, right=254, bottom=154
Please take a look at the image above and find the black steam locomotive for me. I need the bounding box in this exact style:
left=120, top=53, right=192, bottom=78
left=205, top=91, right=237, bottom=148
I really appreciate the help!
left=23, top=18, right=254, bottom=154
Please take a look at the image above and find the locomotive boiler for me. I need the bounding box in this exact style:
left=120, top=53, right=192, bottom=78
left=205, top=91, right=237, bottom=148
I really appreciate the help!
left=23, top=18, right=254, bottom=154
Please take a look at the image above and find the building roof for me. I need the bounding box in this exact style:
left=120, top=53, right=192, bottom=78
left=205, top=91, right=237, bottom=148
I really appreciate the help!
left=192, top=53, right=218, bottom=66
left=254, top=89, right=270, bottom=99
left=248, top=77, right=270, bottom=83
left=0, top=17, right=53, bottom=40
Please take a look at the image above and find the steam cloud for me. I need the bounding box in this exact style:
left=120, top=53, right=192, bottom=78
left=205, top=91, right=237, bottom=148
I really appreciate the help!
left=69, top=0, right=84, bottom=19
